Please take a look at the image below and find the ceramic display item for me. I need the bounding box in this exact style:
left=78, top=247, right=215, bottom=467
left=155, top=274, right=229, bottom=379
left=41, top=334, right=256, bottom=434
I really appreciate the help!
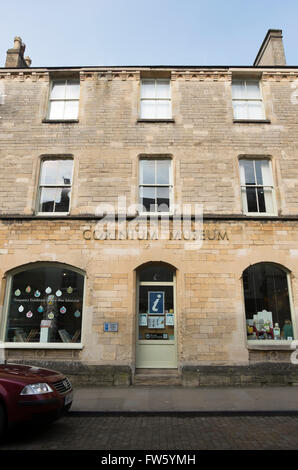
left=74, top=310, right=81, bottom=318
left=48, top=313, right=54, bottom=320
left=56, top=290, right=62, bottom=297
left=67, top=287, right=73, bottom=294
left=25, top=286, right=31, bottom=293
left=18, top=305, right=24, bottom=313
left=37, top=306, right=44, bottom=313
left=45, top=287, right=52, bottom=294
left=14, top=289, right=21, bottom=297
left=26, top=311, right=33, bottom=318
left=60, top=306, right=66, bottom=314
left=34, top=290, right=41, bottom=298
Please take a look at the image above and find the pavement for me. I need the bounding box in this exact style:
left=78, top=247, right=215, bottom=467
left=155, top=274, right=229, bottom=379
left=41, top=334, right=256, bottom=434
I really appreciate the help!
left=70, top=385, right=298, bottom=414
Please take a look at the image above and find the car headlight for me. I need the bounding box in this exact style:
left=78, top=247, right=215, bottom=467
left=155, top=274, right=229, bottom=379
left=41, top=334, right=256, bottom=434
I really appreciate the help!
left=20, top=383, right=54, bottom=395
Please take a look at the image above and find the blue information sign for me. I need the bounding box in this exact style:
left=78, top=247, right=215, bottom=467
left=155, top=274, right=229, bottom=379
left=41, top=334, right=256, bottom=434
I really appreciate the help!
left=148, top=291, right=164, bottom=315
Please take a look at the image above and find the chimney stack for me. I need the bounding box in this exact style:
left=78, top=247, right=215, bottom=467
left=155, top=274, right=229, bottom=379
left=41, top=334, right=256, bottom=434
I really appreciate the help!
left=254, top=29, right=286, bottom=66
left=5, top=36, right=31, bottom=68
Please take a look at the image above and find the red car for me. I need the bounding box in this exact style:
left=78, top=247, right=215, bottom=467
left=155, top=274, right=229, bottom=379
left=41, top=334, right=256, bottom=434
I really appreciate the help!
left=0, top=362, right=73, bottom=436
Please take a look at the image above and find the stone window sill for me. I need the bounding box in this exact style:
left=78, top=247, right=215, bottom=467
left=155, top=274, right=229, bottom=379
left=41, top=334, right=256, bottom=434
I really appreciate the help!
left=42, top=119, right=79, bottom=124
left=247, top=340, right=294, bottom=351
left=137, top=118, right=175, bottom=123
left=1, top=342, right=83, bottom=349
left=233, top=119, right=271, bottom=124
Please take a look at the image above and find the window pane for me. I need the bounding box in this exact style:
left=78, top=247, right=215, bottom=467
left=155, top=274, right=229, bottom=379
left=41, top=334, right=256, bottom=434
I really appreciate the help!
left=51, top=81, right=66, bottom=100
left=40, top=160, right=58, bottom=185
left=156, top=80, right=170, bottom=99
left=49, top=101, right=64, bottom=120
left=263, top=188, right=274, bottom=213
left=156, top=100, right=171, bottom=119
left=65, top=81, right=80, bottom=99
left=233, top=101, right=248, bottom=119
left=240, top=160, right=255, bottom=185
left=141, top=100, right=156, bottom=119
left=243, top=263, right=293, bottom=341
left=257, top=187, right=266, bottom=212
left=56, top=160, right=73, bottom=185
left=39, top=187, right=56, bottom=212
left=6, top=266, right=84, bottom=343
left=246, top=81, right=261, bottom=99
left=54, top=188, right=71, bottom=212
left=156, top=187, right=170, bottom=211
left=156, top=160, right=170, bottom=184
left=232, top=80, right=245, bottom=99
left=140, top=186, right=155, bottom=212
left=138, top=285, right=174, bottom=341
left=139, top=265, right=174, bottom=282
left=64, top=100, right=79, bottom=119
left=247, top=101, right=264, bottom=120
left=141, top=80, right=155, bottom=99
left=140, top=160, right=155, bottom=185
left=246, top=187, right=258, bottom=212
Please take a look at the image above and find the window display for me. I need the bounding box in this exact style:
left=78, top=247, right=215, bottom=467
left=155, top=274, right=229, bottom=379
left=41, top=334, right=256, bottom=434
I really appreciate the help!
left=5, top=265, right=84, bottom=344
left=243, top=262, right=293, bottom=341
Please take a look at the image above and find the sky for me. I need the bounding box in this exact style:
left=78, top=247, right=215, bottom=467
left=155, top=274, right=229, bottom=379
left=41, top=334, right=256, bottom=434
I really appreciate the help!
left=0, top=0, right=297, bottom=67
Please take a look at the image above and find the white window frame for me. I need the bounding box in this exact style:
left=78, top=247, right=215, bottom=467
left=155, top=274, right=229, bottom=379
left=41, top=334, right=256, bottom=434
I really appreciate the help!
left=140, top=79, right=172, bottom=120
left=0, top=263, right=85, bottom=349
left=232, top=79, right=266, bottom=121
left=239, top=158, right=277, bottom=216
left=36, top=158, right=74, bottom=216
left=47, top=79, right=80, bottom=121
left=139, top=158, right=173, bottom=214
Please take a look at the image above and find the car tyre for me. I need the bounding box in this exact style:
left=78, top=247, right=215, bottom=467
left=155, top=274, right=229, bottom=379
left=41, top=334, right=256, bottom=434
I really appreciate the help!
left=0, top=403, right=7, bottom=438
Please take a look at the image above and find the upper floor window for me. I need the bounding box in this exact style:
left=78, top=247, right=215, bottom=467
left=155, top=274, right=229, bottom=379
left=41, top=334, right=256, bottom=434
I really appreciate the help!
left=139, top=158, right=172, bottom=212
left=48, top=79, right=80, bottom=120
left=232, top=79, right=265, bottom=120
left=239, top=158, right=275, bottom=215
left=140, top=79, right=171, bottom=119
left=37, top=158, right=73, bottom=214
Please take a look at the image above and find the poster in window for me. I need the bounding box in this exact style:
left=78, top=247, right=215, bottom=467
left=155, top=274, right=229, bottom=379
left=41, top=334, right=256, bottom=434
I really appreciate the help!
left=148, top=316, right=164, bottom=329
left=148, top=291, right=164, bottom=315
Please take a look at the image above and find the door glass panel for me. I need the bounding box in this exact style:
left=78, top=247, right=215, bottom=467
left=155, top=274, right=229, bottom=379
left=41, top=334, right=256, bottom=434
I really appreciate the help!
left=138, top=285, right=174, bottom=341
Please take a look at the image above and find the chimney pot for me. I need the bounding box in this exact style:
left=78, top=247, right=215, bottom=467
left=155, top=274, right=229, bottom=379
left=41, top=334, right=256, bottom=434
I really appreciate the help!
left=5, top=36, right=30, bottom=68
left=25, top=56, right=32, bottom=67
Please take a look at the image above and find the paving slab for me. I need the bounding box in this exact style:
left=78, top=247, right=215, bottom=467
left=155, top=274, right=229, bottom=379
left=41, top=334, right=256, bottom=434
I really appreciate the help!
left=70, top=386, right=298, bottom=413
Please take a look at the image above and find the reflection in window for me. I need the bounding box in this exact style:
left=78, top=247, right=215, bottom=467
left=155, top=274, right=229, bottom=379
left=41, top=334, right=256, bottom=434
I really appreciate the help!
left=48, top=79, right=80, bottom=120
left=138, top=264, right=175, bottom=341
left=140, top=79, right=171, bottom=119
left=239, top=159, right=275, bottom=214
left=38, top=159, right=73, bottom=213
left=232, top=79, right=265, bottom=120
left=139, top=159, right=172, bottom=212
left=6, top=265, right=84, bottom=344
left=243, top=263, right=294, bottom=341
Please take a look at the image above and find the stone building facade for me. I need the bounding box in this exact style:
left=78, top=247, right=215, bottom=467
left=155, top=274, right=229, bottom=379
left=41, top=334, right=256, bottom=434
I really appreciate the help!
left=1, top=30, right=298, bottom=386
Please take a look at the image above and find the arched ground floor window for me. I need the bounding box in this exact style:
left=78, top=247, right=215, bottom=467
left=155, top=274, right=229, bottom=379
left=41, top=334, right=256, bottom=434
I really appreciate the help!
left=243, top=262, right=294, bottom=342
left=2, top=263, right=84, bottom=344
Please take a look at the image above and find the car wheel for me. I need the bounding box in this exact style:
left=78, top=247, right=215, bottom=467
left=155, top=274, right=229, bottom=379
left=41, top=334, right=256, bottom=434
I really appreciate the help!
left=0, top=403, right=7, bottom=438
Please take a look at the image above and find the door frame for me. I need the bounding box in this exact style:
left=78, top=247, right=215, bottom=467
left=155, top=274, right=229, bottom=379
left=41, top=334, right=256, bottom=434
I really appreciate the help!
left=135, top=265, right=177, bottom=369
